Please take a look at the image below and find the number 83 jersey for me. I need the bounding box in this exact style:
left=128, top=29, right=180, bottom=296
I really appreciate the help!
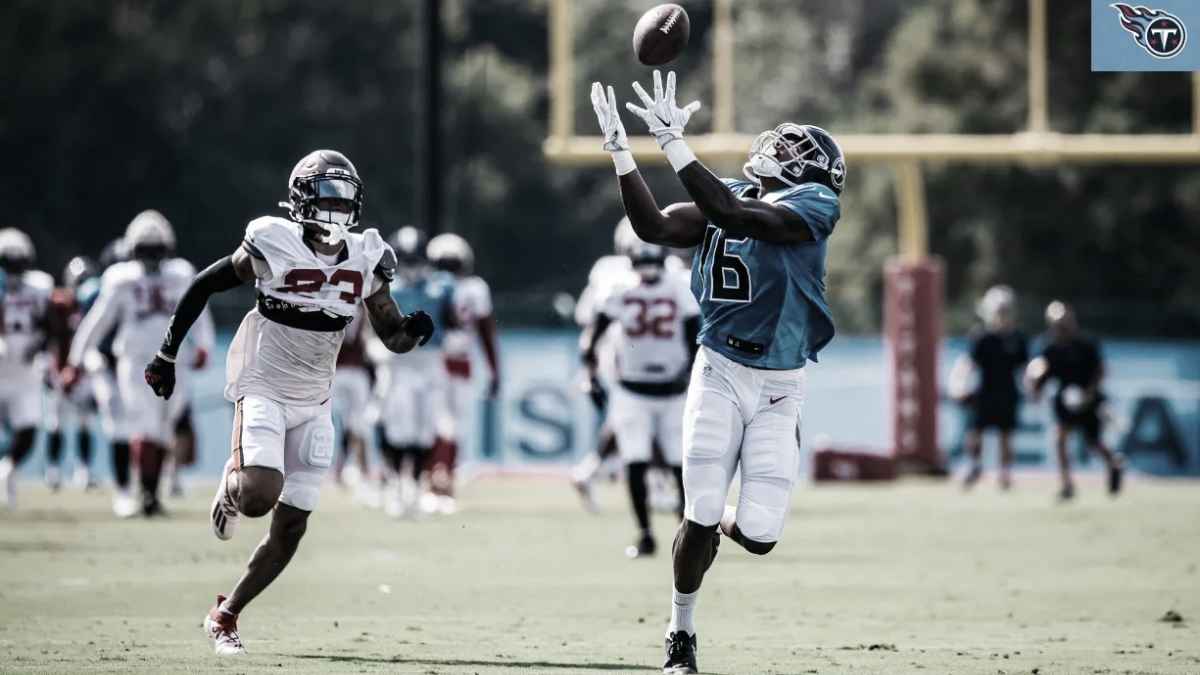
left=227, top=216, right=391, bottom=406
left=691, top=179, right=840, bottom=370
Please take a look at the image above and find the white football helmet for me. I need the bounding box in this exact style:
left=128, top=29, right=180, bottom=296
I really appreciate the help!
left=427, top=233, right=475, bottom=276
left=977, top=285, right=1016, bottom=329
left=627, top=239, right=666, bottom=282
left=0, top=227, right=35, bottom=273
left=125, top=210, right=176, bottom=250
left=613, top=217, right=639, bottom=256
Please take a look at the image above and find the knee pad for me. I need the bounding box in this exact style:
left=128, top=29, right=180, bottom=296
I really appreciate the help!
left=683, top=462, right=729, bottom=527
left=278, top=471, right=322, bottom=512
left=734, top=495, right=788, bottom=545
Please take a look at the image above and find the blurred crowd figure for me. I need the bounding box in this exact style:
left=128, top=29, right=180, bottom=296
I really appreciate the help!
left=332, top=226, right=500, bottom=519
left=0, top=214, right=213, bottom=516
left=1025, top=301, right=1124, bottom=500
left=951, top=286, right=1124, bottom=500
left=0, top=217, right=500, bottom=519
left=949, top=285, right=1028, bottom=489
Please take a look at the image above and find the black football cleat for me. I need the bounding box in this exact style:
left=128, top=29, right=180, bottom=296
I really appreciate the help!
left=1108, top=462, right=1124, bottom=496
left=1057, top=483, right=1075, bottom=502
left=627, top=532, right=657, bottom=559
left=142, top=494, right=167, bottom=518
left=962, top=464, right=982, bottom=490
left=663, top=630, right=698, bottom=674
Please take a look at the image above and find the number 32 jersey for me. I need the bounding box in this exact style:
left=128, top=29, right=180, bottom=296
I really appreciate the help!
left=227, top=216, right=392, bottom=406
left=691, top=179, right=840, bottom=370
left=600, top=273, right=699, bottom=386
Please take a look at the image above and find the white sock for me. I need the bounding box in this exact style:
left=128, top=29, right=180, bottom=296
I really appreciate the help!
left=218, top=599, right=237, bottom=617
left=668, top=588, right=698, bottom=636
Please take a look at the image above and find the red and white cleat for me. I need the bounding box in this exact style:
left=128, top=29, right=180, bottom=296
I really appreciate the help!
left=210, top=458, right=239, bottom=541
left=203, top=594, right=245, bottom=656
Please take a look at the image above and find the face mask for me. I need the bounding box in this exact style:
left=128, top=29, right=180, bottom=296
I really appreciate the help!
left=310, top=210, right=353, bottom=245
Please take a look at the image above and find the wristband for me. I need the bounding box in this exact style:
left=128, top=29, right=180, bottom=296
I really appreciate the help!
left=663, top=138, right=697, bottom=172
left=155, top=350, right=177, bottom=364
left=611, top=150, right=636, bottom=176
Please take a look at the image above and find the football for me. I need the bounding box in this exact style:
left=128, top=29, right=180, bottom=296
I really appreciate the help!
left=632, top=4, right=690, bottom=66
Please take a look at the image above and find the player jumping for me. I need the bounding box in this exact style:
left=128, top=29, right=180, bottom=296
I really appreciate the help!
left=141, top=150, right=434, bottom=655
left=590, top=71, right=844, bottom=674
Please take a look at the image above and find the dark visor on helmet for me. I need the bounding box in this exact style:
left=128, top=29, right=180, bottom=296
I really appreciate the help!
left=313, top=177, right=361, bottom=201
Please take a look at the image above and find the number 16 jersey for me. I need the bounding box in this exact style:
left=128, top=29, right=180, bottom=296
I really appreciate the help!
left=691, top=179, right=840, bottom=371
left=226, top=216, right=392, bottom=406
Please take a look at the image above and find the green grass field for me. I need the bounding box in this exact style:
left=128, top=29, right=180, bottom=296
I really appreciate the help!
left=1, top=474, right=1198, bottom=674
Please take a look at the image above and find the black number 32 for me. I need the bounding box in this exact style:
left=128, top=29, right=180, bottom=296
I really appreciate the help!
left=700, top=226, right=752, bottom=303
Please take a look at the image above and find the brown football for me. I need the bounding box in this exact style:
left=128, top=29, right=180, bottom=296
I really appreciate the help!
left=633, top=4, right=690, bottom=66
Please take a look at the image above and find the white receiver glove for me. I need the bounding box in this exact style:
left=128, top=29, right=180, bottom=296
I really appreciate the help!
left=625, top=70, right=701, bottom=150
left=590, top=81, right=635, bottom=175
left=590, top=82, right=629, bottom=152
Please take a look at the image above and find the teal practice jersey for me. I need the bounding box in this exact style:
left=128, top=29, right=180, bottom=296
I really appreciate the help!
left=690, top=179, right=839, bottom=370
left=389, top=270, right=456, bottom=349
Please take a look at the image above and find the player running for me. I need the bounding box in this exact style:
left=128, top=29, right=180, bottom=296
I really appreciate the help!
left=141, top=150, right=434, bottom=656
left=427, top=232, right=501, bottom=509
left=949, top=285, right=1029, bottom=490
left=591, top=70, right=844, bottom=673
left=570, top=220, right=639, bottom=512
left=0, top=228, right=54, bottom=509
left=582, top=238, right=698, bottom=558
left=66, top=210, right=214, bottom=517
left=44, top=256, right=103, bottom=491
left=372, top=226, right=456, bottom=517
left=1026, top=301, right=1124, bottom=500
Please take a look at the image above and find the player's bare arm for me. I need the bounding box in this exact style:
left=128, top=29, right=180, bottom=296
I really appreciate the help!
left=144, top=247, right=253, bottom=400
left=590, top=80, right=706, bottom=247
left=363, top=283, right=433, bottom=354
left=674, top=163, right=812, bottom=244
left=624, top=69, right=814, bottom=245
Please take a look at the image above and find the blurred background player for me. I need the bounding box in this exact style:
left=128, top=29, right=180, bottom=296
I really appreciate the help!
left=66, top=210, right=215, bottom=516
left=570, top=218, right=639, bottom=512
left=44, top=255, right=102, bottom=491
left=89, top=239, right=137, bottom=516
left=1026, top=301, right=1124, bottom=501
left=427, top=232, right=500, bottom=505
left=591, top=70, right=844, bottom=673
left=0, top=228, right=54, bottom=509
left=582, top=238, right=698, bottom=558
left=949, top=285, right=1028, bottom=490
left=372, top=226, right=457, bottom=517
left=331, top=309, right=374, bottom=502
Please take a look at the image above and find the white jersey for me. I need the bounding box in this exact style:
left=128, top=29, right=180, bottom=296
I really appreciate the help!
left=69, top=259, right=213, bottom=366
left=443, top=275, right=493, bottom=359
left=226, top=216, right=390, bottom=407
left=0, top=269, right=53, bottom=379
left=599, top=273, right=699, bottom=386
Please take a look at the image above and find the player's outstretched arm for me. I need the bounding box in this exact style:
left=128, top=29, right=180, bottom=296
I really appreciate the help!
left=363, top=285, right=433, bottom=355
left=624, top=70, right=813, bottom=245
left=590, top=81, right=706, bottom=247
left=145, top=248, right=254, bottom=399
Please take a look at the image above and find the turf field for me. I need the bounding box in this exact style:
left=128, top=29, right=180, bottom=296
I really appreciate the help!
left=1, top=474, right=1198, bottom=674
